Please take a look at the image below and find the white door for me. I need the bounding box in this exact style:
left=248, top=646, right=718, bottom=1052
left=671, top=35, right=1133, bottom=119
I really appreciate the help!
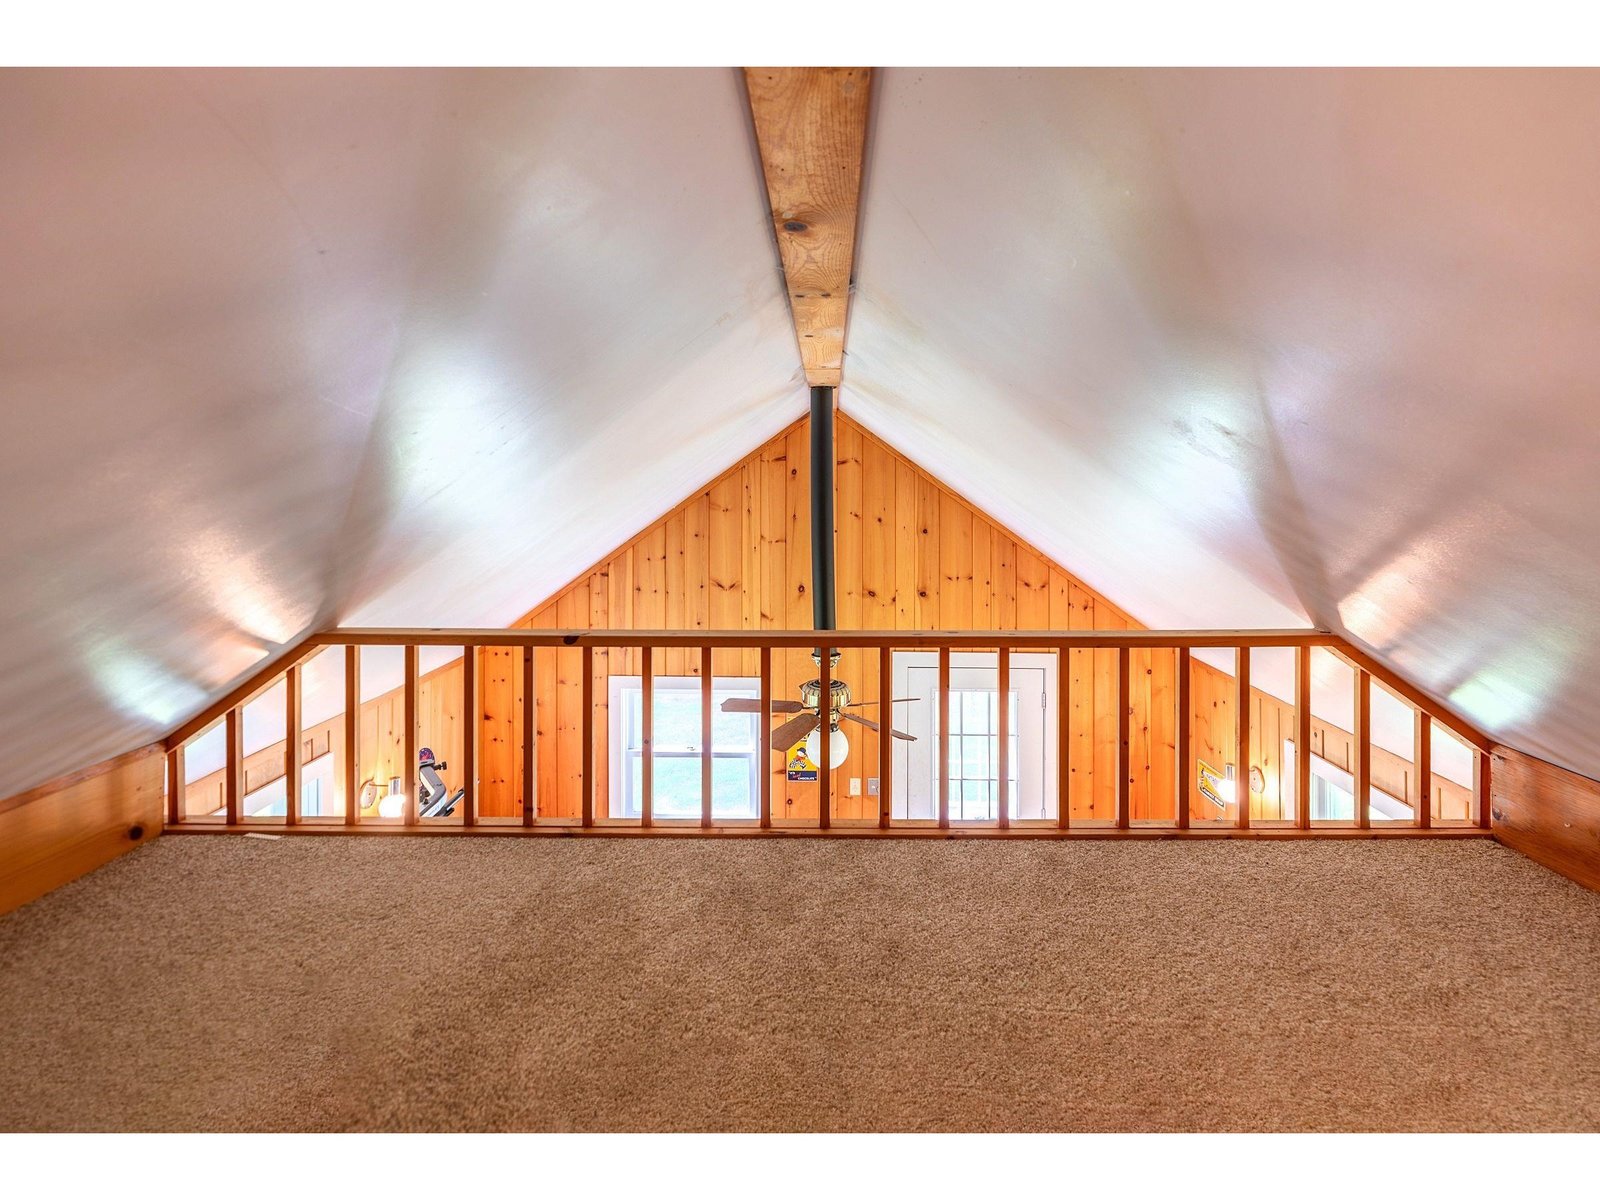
left=891, top=652, right=1056, bottom=822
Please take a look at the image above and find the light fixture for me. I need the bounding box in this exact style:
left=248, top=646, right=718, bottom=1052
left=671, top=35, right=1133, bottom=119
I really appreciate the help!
left=805, top=724, right=850, bottom=768
left=378, top=777, right=404, bottom=819
left=1249, top=766, right=1265, bottom=794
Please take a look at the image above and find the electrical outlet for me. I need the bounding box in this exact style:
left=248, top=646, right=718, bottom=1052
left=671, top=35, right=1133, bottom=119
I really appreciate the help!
left=849, top=777, right=861, bottom=797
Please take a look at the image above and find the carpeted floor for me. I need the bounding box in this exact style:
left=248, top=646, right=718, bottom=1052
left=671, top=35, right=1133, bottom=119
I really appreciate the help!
left=0, top=835, right=1597, bottom=1131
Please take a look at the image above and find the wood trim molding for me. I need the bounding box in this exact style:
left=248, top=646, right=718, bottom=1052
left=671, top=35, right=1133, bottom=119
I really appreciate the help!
left=0, top=742, right=163, bottom=816
left=744, top=67, right=873, bottom=388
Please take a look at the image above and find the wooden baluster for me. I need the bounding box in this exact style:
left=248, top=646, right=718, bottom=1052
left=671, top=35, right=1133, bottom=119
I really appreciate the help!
left=1296, top=646, right=1311, bottom=831
left=166, top=745, right=183, bottom=826
left=1236, top=647, right=1250, bottom=830
left=1356, top=667, right=1372, bottom=829
left=1416, top=710, right=1431, bottom=830
left=462, top=647, right=477, bottom=827
left=522, top=646, right=535, bottom=826
left=344, top=646, right=359, bottom=826
left=938, top=646, right=951, bottom=830
left=1476, top=748, right=1493, bottom=829
left=1177, top=647, right=1191, bottom=831
left=582, top=646, right=596, bottom=827
left=818, top=647, right=831, bottom=830
left=998, top=646, right=1011, bottom=829
left=225, top=706, right=242, bottom=825
left=1057, top=646, right=1071, bottom=830
left=285, top=663, right=301, bottom=827
left=701, top=646, right=713, bottom=828
left=403, top=645, right=418, bottom=826
left=642, top=647, right=655, bottom=828
left=1117, top=645, right=1131, bottom=830
left=878, top=645, right=893, bottom=830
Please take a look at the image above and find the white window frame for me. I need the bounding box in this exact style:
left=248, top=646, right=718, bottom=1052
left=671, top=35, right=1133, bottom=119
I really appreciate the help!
left=607, top=675, right=762, bottom=820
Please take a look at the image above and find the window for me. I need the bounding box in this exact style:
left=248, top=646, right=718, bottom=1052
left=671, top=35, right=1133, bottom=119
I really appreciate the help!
left=608, top=676, right=761, bottom=820
left=1284, top=740, right=1413, bottom=823
left=947, top=689, right=1020, bottom=821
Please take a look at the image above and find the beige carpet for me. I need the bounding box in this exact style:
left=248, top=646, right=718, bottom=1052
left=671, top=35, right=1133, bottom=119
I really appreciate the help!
left=0, top=835, right=1597, bottom=1131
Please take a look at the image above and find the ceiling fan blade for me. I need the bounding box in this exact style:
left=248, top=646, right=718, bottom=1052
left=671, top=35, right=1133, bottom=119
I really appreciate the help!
left=841, top=712, right=919, bottom=742
left=769, top=712, right=820, bottom=750
left=723, top=694, right=806, bottom=713
left=843, top=697, right=922, bottom=706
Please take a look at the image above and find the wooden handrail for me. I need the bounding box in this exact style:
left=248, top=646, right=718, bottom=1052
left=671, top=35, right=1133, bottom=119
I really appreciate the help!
left=313, top=627, right=1338, bottom=650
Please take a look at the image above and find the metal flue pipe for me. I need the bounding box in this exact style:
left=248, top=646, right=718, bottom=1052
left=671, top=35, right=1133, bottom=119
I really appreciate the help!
left=809, top=385, right=837, bottom=635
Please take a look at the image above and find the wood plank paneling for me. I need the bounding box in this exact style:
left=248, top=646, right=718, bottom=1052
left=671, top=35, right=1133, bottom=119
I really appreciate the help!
left=0, top=744, right=163, bottom=917
left=485, top=415, right=1205, bottom=823
left=1492, top=745, right=1600, bottom=893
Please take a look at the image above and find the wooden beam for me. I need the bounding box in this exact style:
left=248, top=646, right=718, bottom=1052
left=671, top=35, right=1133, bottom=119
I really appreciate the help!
left=285, top=663, right=301, bottom=827
left=743, top=67, right=873, bottom=388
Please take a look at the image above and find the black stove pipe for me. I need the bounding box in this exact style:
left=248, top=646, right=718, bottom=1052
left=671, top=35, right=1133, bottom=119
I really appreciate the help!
left=809, top=384, right=837, bottom=636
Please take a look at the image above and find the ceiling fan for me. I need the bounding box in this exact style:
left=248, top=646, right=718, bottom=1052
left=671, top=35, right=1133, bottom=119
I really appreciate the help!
left=720, top=385, right=919, bottom=763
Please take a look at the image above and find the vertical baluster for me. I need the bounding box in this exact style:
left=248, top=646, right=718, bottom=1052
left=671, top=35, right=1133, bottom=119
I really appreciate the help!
left=818, top=646, right=832, bottom=831
left=878, top=645, right=893, bottom=830
left=998, top=645, right=1011, bottom=829
left=1177, top=647, right=1192, bottom=831
left=462, top=646, right=478, bottom=827
left=344, top=646, right=359, bottom=826
left=225, top=706, right=242, bottom=825
left=166, top=745, right=183, bottom=826
left=1356, top=667, right=1372, bottom=830
left=583, top=645, right=595, bottom=827
left=642, top=647, right=655, bottom=828
left=701, top=646, right=713, bottom=829
left=1476, top=748, right=1492, bottom=829
left=1295, top=646, right=1311, bottom=831
left=522, top=645, right=535, bottom=827
left=1117, top=645, right=1131, bottom=830
left=403, top=645, right=418, bottom=826
left=285, top=663, right=301, bottom=827
left=1416, top=710, right=1431, bottom=829
left=1236, top=647, right=1250, bottom=830
left=938, top=646, right=951, bottom=830
left=1057, top=645, right=1071, bottom=830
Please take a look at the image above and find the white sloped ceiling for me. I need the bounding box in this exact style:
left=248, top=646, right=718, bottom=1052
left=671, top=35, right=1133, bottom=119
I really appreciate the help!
left=6, top=67, right=1599, bottom=800
left=844, top=68, right=1600, bottom=780
left=0, top=68, right=802, bottom=797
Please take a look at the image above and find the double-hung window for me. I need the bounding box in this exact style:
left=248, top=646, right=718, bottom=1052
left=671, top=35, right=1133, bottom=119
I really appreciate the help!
left=608, top=676, right=762, bottom=819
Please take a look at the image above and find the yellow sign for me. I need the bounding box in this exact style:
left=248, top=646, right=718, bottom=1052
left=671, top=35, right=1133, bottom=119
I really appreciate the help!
left=786, top=740, right=817, bottom=782
left=1197, top=759, right=1229, bottom=810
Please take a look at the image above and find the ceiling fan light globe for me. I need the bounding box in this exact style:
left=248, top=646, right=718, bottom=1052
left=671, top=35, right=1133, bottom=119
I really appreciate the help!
left=805, top=725, right=850, bottom=767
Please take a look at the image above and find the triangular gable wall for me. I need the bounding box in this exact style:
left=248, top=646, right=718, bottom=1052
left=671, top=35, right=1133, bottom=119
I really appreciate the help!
left=477, top=414, right=1173, bottom=822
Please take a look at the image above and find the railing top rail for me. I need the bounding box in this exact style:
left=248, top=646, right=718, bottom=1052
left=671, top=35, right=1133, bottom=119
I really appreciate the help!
left=310, top=627, right=1339, bottom=650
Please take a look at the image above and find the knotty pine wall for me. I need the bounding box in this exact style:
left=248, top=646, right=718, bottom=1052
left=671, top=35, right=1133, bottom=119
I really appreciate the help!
left=479, top=415, right=1171, bottom=823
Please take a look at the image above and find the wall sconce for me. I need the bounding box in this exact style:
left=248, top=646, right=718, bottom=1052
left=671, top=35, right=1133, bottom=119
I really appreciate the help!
left=1249, top=766, right=1265, bottom=794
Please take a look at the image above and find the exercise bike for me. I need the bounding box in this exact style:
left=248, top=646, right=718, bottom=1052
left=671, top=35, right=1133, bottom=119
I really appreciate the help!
left=418, top=746, right=467, bottom=818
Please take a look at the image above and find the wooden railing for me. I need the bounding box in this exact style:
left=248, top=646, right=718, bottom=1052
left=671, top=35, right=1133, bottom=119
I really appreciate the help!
left=162, top=628, right=1493, bottom=837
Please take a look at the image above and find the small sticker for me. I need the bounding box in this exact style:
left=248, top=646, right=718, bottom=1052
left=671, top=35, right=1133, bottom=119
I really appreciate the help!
left=786, top=740, right=817, bottom=782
